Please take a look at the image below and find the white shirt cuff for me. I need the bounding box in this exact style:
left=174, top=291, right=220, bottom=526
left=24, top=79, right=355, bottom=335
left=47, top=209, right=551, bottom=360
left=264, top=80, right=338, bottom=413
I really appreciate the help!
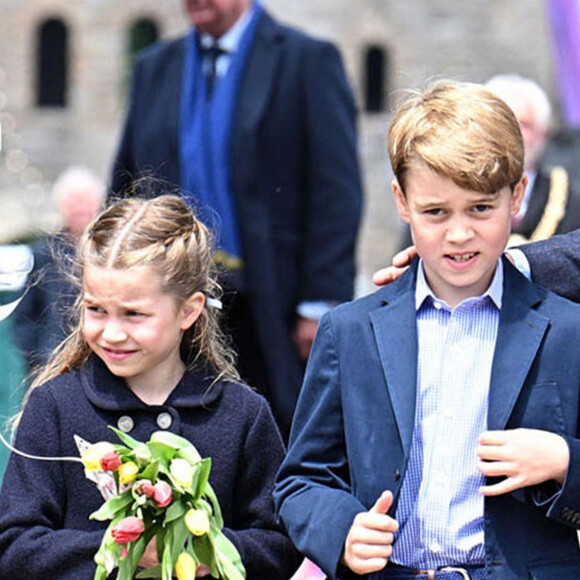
left=297, top=301, right=335, bottom=320
left=506, top=248, right=532, bottom=280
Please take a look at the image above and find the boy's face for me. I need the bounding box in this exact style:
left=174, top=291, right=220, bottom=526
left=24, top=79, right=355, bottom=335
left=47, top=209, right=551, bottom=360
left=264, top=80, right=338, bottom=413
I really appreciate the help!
left=393, top=162, right=526, bottom=307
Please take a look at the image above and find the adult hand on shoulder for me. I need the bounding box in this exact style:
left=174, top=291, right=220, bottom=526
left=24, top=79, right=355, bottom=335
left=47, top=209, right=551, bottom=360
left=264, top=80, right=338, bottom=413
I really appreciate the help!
left=293, top=316, right=319, bottom=361
left=373, top=246, right=417, bottom=286
left=341, top=490, right=399, bottom=575
left=477, top=428, right=570, bottom=495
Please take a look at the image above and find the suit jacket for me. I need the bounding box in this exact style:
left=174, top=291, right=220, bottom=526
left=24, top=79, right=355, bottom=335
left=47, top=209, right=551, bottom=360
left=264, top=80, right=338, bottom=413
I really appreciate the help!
left=274, top=259, right=580, bottom=580
left=110, top=9, right=363, bottom=435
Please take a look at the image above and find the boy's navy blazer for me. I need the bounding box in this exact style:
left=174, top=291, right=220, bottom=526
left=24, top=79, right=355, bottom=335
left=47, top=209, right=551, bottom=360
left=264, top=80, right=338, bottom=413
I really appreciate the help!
left=275, top=258, right=580, bottom=580
left=110, top=9, right=363, bottom=435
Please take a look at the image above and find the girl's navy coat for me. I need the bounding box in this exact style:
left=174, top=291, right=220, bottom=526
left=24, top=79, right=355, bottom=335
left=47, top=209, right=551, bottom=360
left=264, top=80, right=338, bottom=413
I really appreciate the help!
left=0, top=356, right=299, bottom=579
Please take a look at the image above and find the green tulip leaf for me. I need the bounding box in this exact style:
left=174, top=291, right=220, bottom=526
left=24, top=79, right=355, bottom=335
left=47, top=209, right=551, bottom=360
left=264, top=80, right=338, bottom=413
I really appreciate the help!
left=90, top=492, right=133, bottom=521
left=135, top=564, right=162, bottom=578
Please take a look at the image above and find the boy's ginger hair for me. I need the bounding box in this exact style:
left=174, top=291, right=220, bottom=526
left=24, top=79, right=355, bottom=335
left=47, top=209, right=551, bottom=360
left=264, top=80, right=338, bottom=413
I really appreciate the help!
left=388, top=80, right=525, bottom=195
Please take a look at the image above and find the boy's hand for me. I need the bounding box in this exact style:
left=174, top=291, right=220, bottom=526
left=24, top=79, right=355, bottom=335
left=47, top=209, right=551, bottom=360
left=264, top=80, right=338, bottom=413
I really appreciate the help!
left=477, top=428, right=570, bottom=495
left=341, top=490, right=399, bottom=575
left=373, top=246, right=417, bottom=286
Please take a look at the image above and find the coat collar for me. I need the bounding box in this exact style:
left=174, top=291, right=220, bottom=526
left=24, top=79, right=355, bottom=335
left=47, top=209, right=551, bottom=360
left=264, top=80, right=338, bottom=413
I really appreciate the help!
left=80, top=355, right=224, bottom=412
left=230, top=10, right=282, bottom=197
left=487, top=257, right=549, bottom=430
left=369, top=261, right=419, bottom=457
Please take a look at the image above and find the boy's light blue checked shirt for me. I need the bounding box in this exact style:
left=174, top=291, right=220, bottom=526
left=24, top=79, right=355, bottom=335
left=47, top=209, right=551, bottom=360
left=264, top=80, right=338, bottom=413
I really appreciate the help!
left=392, top=259, right=503, bottom=568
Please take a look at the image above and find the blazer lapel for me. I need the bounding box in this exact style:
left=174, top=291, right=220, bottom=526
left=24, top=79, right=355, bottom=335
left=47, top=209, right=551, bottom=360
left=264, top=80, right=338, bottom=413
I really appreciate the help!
left=369, top=268, right=419, bottom=458
left=487, top=261, right=550, bottom=430
left=231, top=11, right=282, bottom=198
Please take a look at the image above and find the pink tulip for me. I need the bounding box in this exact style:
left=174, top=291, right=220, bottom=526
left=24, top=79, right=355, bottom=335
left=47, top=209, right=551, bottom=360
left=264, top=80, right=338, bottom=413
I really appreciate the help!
left=152, top=481, right=173, bottom=508
left=135, top=479, right=155, bottom=497
left=111, top=516, right=145, bottom=544
left=100, top=451, right=122, bottom=472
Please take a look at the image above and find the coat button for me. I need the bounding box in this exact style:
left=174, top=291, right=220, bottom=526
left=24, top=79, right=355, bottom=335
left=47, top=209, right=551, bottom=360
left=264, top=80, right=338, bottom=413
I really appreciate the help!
left=394, top=469, right=402, bottom=481
left=117, top=415, right=134, bottom=433
left=156, top=412, right=172, bottom=430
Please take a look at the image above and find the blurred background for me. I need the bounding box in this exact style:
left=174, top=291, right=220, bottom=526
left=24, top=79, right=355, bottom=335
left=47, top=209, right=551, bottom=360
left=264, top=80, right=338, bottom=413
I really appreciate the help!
left=0, top=0, right=579, bottom=295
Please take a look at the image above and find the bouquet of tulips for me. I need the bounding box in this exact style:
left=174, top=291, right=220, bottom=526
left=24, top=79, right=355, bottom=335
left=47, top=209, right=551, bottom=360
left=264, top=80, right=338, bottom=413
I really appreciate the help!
left=81, top=428, right=245, bottom=580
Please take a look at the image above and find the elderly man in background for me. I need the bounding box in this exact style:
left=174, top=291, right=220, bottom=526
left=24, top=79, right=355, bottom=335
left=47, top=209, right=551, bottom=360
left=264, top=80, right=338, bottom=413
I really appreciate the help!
left=12, top=166, right=105, bottom=372
left=485, top=73, right=580, bottom=245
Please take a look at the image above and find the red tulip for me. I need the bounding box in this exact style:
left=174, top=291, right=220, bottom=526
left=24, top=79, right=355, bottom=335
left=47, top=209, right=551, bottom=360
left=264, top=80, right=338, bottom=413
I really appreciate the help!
left=111, top=516, right=145, bottom=544
left=135, top=479, right=155, bottom=497
left=100, top=451, right=122, bottom=472
left=152, top=480, right=172, bottom=508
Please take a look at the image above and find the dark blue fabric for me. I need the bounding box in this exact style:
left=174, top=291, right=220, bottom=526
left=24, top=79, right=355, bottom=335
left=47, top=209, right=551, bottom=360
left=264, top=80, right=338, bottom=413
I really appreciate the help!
left=12, top=234, right=78, bottom=370
left=521, top=225, right=580, bottom=302
left=180, top=3, right=262, bottom=268
left=0, top=356, right=300, bottom=579
left=385, top=562, right=486, bottom=579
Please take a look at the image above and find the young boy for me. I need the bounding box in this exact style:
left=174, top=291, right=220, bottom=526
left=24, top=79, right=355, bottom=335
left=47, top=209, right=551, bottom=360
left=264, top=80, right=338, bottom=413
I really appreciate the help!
left=274, top=81, right=580, bottom=580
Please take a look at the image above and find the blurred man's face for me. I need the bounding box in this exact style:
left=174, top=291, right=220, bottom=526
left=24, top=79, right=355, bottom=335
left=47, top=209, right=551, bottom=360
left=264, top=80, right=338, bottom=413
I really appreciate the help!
left=183, top=0, right=251, bottom=38
left=60, top=190, right=102, bottom=240
left=510, top=99, right=548, bottom=173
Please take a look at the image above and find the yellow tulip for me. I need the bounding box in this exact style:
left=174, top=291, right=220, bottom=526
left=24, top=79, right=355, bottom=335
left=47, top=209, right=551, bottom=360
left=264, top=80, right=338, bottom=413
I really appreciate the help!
left=175, top=552, right=196, bottom=580
left=118, top=461, right=139, bottom=485
left=81, top=442, right=115, bottom=471
left=185, top=508, right=210, bottom=536
left=170, top=458, right=194, bottom=488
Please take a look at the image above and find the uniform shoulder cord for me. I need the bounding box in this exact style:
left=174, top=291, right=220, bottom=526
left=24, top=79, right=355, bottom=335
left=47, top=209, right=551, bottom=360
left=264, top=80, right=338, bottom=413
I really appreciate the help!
left=508, top=165, right=569, bottom=247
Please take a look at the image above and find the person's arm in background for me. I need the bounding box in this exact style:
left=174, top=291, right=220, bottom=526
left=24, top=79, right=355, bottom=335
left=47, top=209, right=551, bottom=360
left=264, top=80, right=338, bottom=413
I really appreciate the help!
left=294, top=40, right=363, bottom=359
left=516, top=228, right=580, bottom=302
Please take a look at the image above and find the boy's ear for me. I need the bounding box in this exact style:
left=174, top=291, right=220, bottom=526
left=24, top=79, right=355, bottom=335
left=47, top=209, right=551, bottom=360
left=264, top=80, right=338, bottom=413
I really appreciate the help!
left=511, top=175, right=528, bottom=217
left=392, top=179, right=411, bottom=223
left=180, top=291, right=205, bottom=330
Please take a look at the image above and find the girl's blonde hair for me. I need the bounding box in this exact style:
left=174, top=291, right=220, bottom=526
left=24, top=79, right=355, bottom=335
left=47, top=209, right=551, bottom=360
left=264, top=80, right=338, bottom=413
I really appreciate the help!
left=30, top=192, right=239, bottom=391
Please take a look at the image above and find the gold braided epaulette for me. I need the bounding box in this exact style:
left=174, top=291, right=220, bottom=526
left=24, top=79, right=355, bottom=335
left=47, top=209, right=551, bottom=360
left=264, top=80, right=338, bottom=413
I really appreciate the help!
left=508, top=166, right=569, bottom=248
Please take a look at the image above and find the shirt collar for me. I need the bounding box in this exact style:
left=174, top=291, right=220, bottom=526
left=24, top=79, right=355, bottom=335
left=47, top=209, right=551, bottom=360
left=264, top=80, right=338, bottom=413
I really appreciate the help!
left=198, top=2, right=254, bottom=54
left=415, top=258, right=503, bottom=311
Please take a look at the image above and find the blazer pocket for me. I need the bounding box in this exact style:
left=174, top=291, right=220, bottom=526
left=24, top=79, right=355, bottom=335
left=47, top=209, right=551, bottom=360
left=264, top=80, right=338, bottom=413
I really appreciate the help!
left=529, top=556, right=580, bottom=579
left=513, top=381, right=566, bottom=433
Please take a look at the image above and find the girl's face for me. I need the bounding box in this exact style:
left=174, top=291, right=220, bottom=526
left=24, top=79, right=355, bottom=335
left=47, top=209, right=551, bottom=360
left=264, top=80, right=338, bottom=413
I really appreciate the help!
left=82, top=265, right=204, bottom=402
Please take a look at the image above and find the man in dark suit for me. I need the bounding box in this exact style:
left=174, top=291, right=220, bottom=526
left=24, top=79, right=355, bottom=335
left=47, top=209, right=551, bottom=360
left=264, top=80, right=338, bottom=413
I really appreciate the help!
left=110, top=0, right=363, bottom=437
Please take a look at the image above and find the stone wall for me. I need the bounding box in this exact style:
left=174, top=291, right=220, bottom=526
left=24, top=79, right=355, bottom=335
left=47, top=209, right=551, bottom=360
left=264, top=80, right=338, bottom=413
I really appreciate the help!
left=0, top=0, right=558, bottom=294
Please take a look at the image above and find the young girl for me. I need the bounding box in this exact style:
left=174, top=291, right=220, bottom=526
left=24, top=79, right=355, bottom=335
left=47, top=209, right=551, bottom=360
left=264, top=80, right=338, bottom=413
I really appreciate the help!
left=0, top=194, right=299, bottom=579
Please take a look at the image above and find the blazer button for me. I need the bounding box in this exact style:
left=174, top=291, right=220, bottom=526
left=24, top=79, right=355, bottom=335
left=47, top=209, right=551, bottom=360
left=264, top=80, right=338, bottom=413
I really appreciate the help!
left=156, top=412, right=172, bottom=430
left=117, top=415, right=134, bottom=433
left=394, top=469, right=402, bottom=482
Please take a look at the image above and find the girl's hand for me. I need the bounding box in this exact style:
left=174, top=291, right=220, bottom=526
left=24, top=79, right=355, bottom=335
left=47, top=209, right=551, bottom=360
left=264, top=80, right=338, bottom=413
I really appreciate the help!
left=138, top=539, right=211, bottom=576
left=196, top=563, right=211, bottom=576
left=138, top=538, right=159, bottom=569
left=478, top=428, right=570, bottom=495
left=341, top=491, right=399, bottom=575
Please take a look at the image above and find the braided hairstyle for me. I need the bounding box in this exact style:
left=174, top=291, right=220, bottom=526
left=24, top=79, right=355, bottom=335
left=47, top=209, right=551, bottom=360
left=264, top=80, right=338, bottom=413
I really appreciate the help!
left=30, top=193, right=239, bottom=391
